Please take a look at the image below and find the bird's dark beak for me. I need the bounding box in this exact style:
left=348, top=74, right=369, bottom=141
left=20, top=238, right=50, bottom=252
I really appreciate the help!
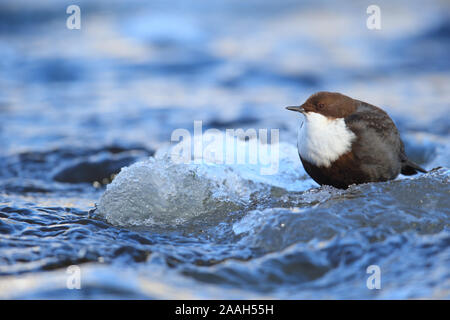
left=285, top=105, right=305, bottom=113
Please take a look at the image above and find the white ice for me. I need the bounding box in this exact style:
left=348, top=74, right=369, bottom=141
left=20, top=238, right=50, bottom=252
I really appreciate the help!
left=97, top=131, right=315, bottom=226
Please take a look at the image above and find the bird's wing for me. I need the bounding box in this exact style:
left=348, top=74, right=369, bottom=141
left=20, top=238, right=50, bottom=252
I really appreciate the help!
left=344, top=102, right=399, bottom=141
left=344, top=101, right=427, bottom=176
left=344, top=101, right=405, bottom=163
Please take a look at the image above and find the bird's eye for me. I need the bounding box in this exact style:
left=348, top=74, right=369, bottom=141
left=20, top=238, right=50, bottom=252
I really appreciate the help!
left=317, top=103, right=325, bottom=109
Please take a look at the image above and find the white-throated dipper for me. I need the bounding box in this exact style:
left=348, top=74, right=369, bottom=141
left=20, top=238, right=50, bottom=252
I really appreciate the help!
left=286, top=91, right=427, bottom=189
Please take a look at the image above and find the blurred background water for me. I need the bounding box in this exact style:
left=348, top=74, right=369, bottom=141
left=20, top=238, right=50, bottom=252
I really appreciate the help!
left=0, top=0, right=449, bottom=299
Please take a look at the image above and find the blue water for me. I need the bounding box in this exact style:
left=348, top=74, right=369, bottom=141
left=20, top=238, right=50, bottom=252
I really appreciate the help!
left=0, top=0, right=449, bottom=299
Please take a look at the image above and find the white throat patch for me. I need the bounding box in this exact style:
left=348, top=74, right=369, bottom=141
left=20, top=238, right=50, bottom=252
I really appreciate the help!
left=298, top=112, right=356, bottom=168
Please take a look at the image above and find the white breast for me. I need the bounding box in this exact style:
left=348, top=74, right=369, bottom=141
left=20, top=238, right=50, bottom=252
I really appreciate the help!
left=297, top=112, right=356, bottom=168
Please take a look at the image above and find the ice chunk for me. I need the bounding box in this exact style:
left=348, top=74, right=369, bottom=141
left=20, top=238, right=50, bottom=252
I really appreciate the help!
left=97, top=132, right=313, bottom=226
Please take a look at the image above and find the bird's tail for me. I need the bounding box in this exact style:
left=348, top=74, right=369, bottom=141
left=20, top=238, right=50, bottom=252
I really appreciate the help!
left=401, top=159, right=427, bottom=176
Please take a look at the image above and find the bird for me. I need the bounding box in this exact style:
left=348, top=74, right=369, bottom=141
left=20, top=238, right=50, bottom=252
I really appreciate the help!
left=286, top=91, right=427, bottom=189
